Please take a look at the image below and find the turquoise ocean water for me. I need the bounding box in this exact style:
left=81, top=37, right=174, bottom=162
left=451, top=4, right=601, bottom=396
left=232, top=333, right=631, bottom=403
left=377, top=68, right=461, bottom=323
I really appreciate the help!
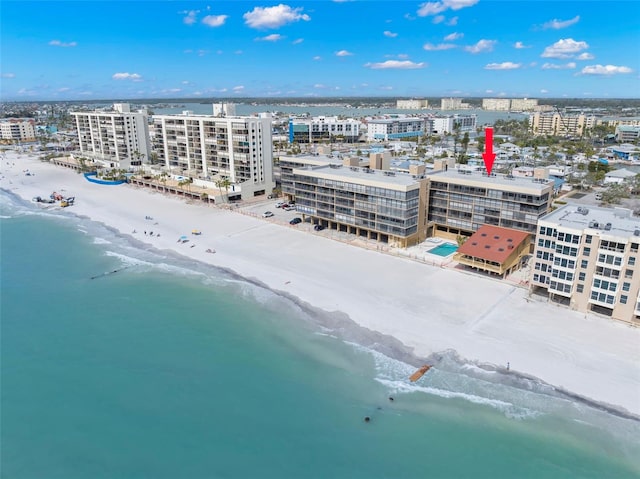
left=1, top=190, right=639, bottom=479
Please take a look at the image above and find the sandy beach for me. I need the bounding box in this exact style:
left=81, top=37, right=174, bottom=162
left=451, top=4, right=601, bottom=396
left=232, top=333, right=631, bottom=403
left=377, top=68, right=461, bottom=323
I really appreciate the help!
left=2, top=151, right=640, bottom=417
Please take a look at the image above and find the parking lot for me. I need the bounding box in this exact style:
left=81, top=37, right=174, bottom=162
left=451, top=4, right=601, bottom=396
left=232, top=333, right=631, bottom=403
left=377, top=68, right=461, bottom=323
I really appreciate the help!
left=240, top=198, right=312, bottom=228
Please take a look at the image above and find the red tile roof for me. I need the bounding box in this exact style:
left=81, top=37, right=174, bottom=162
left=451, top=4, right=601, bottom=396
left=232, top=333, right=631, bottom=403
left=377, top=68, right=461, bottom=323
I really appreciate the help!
left=457, top=225, right=530, bottom=264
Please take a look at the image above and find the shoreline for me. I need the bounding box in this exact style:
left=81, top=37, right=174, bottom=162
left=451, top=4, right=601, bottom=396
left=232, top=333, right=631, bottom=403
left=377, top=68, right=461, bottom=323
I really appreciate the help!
left=2, top=151, right=639, bottom=417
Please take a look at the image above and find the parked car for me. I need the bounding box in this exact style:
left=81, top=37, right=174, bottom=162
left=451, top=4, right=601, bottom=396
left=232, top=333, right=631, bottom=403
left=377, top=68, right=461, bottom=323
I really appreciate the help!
left=289, top=217, right=302, bottom=225
left=262, top=211, right=274, bottom=218
left=283, top=205, right=296, bottom=211
left=313, top=224, right=325, bottom=231
left=275, top=201, right=286, bottom=208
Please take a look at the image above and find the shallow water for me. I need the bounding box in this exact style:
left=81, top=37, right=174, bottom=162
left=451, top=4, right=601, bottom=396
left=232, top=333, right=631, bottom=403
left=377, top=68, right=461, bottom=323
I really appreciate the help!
left=2, top=191, right=639, bottom=479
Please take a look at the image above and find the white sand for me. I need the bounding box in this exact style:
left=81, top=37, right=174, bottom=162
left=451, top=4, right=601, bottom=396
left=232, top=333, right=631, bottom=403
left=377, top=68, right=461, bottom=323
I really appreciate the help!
left=3, top=152, right=640, bottom=416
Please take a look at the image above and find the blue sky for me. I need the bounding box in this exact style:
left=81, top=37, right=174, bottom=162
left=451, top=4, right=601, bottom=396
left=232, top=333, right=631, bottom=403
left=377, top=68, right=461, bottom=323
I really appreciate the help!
left=1, top=1, right=638, bottom=100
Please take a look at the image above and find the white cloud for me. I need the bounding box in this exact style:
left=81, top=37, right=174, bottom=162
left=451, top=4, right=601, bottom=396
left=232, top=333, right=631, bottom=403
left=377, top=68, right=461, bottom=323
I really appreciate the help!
left=514, top=41, right=530, bottom=49
left=49, top=40, right=77, bottom=47
left=541, top=62, right=576, bottom=70
left=384, top=30, right=398, bottom=38
left=423, top=42, right=456, bottom=51
left=313, top=55, right=321, bottom=61
left=1, top=73, right=15, bottom=78
left=432, top=15, right=445, bottom=24
left=235, top=50, right=243, bottom=55
left=163, top=88, right=182, bottom=93
left=417, top=0, right=479, bottom=16
left=57, top=87, right=70, bottom=92
left=464, top=39, right=496, bottom=54
left=335, top=50, right=353, bottom=57
left=540, top=89, right=549, bottom=94
left=243, top=5, right=310, bottom=29
left=364, top=60, right=426, bottom=70
left=292, top=38, right=304, bottom=44
left=576, top=52, right=594, bottom=60
left=233, top=85, right=245, bottom=92
left=314, top=84, right=326, bottom=89
left=580, top=64, right=633, bottom=75
left=182, top=10, right=198, bottom=25
left=541, top=15, right=580, bottom=30
left=541, top=38, right=588, bottom=58
left=379, top=86, right=394, bottom=90
left=444, top=32, right=463, bottom=41
left=202, top=15, right=228, bottom=27
left=446, top=16, right=458, bottom=26
left=112, top=72, right=143, bottom=81
left=257, top=34, right=285, bottom=42
left=484, top=62, right=522, bottom=70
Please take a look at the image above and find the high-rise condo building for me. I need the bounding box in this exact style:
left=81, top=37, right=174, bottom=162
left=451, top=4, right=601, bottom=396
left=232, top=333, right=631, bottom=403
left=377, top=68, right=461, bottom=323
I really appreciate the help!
left=529, top=112, right=597, bottom=137
left=71, top=103, right=151, bottom=167
left=152, top=113, right=274, bottom=199
left=531, top=204, right=640, bottom=324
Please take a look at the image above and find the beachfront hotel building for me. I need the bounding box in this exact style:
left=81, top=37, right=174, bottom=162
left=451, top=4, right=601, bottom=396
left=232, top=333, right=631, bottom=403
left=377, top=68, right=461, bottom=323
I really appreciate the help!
left=530, top=204, right=640, bottom=324
left=71, top=103, right=151, bottom=168
left=288, top=116, right=361, bottom=144
left=0, top=119, right=37, bottom=142
left=426, top=170, right=554, bottom=239
left=152, top=113, right=274, bottom=199
left=279, top=154, right=428, bottom=247
left=529, top=112, right=597, bottom=137
left=366, top=117, right=427, bottom=141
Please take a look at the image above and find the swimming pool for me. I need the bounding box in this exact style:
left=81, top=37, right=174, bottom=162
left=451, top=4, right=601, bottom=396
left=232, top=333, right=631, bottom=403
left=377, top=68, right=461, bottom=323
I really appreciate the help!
left=428, top=243, right=458, bottom=257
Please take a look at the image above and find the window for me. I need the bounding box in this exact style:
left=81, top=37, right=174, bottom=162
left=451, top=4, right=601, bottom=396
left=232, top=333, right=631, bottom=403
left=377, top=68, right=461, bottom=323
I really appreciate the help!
left=579, top=272, right=586, bottom=281
left=630, top=257, right=636, bottom=266
left=583, top=247, right=591, bottom=256
left=585, top=235, right=592, bottom=244
left=581, top=260, right=588, bottom=269
left=631, top=243, right=639, bottom=253
left=577, top=284, right=584, bottom=293
left=625, top=269, right=633, bottom=279
left=623, top=282, right=631, bottom=292
left=621, top=295, right=628, bottom=304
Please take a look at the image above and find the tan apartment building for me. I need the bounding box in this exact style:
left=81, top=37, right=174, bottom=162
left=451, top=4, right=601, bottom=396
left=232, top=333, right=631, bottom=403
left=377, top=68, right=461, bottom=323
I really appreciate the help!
left=152, top=113, right=274, bottom=199
left=71, top=103, right=150, bottom=168
left=0, top=119, right=36, bottom=142
left=280, top=154, right=428, bottom=247
left=529, top=112, right=597, bottom=137
left=531, top=204, right=640, bottom=324
left=426, top=170, right=554, bottom=240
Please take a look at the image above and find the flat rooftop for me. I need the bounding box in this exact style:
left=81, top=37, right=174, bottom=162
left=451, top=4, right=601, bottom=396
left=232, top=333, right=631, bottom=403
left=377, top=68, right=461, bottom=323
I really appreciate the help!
left=428, top=169, right=554, bottom=192
left=280, top=154, right=343, bottom=166
left=541, top=204, right=640, bottom=237
left=293, top=164, right=422, bottom=189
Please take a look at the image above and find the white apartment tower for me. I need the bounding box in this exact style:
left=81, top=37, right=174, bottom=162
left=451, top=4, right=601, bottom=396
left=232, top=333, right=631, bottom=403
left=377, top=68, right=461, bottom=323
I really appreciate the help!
left=71, top=103, right=151, bottom=167
left=531, top=204, right=640, bottom=324
left=152, top=113, right=274, bottom=199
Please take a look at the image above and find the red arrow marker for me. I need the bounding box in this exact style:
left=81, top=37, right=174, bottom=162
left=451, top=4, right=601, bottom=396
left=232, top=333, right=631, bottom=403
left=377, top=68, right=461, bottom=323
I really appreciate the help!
left=482, top=127, right=496, bottom=175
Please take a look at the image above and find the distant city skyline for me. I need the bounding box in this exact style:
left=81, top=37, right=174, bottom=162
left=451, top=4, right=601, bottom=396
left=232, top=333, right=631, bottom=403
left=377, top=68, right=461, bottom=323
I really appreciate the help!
left=1, top=1, right=638, bottom=101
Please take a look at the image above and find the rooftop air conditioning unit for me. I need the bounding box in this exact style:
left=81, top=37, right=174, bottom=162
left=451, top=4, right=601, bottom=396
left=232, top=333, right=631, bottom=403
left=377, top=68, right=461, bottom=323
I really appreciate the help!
left=604, top=223, right=612, bottom=231
left=634, top=230, right=640, bottom=236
